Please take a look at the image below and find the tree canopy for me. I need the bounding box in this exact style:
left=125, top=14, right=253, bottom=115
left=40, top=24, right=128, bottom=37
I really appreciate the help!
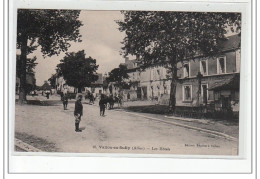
left=117, top=11, right=241, bottom=110
left=106, top=64, right=130, bottom=90
left=48, top=74, right=57, bottom=89
left=117, top=11, right=241, bottom=69
left=56, top=50, right=99, bottom=92
left=16, top=9, right=83, bottom=103
left=17, top=9, right=82, bottom=57
left=16, top=55, right=37, bottom=77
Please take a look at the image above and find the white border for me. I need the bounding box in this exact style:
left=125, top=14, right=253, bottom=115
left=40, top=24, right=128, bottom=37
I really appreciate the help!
left=8, top=0, right=252, bottom=174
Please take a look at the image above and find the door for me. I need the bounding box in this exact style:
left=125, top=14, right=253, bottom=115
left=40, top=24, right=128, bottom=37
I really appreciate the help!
left=142, top=86, right=147, bottom=99
left=137, top=87, right=142, bottom=99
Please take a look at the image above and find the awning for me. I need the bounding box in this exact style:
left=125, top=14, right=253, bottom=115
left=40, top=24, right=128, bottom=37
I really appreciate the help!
left=208, top=74, right=240, bottom=91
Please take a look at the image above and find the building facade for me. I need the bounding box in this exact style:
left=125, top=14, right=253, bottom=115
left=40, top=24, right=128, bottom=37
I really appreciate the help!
left=120, top=34, right=240, bottom=112
left=175, top=34, right=240, bottom=112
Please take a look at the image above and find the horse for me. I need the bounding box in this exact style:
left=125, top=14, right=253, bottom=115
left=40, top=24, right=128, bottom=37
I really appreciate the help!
left=114, top=95, right=123, bottom=107
left=103, top=94, right=123, bottom=109
left=107, top=95, right=115, bottom=109
left=85, top=92, right=95, bottom=104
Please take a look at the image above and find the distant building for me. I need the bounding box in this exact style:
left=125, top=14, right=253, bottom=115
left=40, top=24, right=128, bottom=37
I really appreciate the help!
left=56, top=73, right=104, bottom=97
left=85, top=73, right=104, bottom=97
left=56, top=76, right=75, bottom=94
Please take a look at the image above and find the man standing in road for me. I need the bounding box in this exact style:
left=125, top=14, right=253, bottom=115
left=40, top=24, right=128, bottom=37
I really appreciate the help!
left=74, top=95, right=83, bottom=132
left=62, top=93, right=69, bottom=110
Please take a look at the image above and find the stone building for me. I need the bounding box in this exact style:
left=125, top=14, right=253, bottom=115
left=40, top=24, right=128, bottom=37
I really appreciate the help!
left=120, top=34, right=240, bottom=112
left=175, top=34, right=240, bottom=112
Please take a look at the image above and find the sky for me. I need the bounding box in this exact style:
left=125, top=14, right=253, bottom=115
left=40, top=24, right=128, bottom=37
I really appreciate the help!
left=29, top=11, right=126, bottom=86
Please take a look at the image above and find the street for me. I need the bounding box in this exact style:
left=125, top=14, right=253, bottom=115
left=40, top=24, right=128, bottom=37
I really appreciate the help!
left=15, top=101, right=238, bottom=155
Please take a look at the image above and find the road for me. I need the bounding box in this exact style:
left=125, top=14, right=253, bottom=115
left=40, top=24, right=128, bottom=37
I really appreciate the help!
left=15, top=102, right=238, bottom=155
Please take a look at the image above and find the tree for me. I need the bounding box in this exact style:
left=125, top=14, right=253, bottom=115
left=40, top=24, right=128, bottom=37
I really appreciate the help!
left=56, top=50, right=99, bottom=93
left=17, top=9, right=82, bottom=103
left=48, top=74, right=57, bottom=89
left=16, top=55, right=37, bottom=94
left=117, top=11, right=241, bottom=111
left=106, top=64, right=129, bottom=92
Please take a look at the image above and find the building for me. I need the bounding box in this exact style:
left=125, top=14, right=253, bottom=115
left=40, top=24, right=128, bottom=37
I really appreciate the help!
left=84, top=73, right=104, bottom=97
left=122, top=58, right=142, bottom=100
left=56, top=73, right=104, bottom=97
left=120, top=58, right=170, bottom=101
left=175, top=34, right=240, bottom=112
left=56, top=76, right=75, bottom=94
left=119, top=34, right=240, bottom=112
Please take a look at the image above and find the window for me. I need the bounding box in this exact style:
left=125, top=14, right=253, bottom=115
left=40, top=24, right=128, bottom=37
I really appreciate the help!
left=200, top=60, right=208, bottom=75
left=183, top=63, right=190, bottom=78
left=183, top=85, right=192, bottom=101
left=217, top=57, right=226, bottom=74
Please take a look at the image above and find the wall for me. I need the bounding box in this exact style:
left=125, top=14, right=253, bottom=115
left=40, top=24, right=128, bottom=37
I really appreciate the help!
left=176, top=74, right=237, bottom=107
left=225, top=51, right=237, bottom=73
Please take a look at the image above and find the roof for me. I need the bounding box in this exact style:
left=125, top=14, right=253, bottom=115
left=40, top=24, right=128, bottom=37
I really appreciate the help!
left=208, top=74, right=240, bottom=91
left=219, top=34, right=241, bottom=51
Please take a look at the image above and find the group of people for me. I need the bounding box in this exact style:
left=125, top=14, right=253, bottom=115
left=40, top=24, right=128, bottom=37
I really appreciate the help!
left=60, top=92, right=123, bottom=132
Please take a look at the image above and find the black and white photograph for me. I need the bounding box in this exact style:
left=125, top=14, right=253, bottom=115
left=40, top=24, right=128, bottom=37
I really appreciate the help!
left=14, top=9, right=242, bottom=156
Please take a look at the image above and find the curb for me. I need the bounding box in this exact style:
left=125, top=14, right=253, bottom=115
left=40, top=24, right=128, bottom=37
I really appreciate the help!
left=15, top=138, right=42, bottom=152
left=122, top=111, right=238, bottom=142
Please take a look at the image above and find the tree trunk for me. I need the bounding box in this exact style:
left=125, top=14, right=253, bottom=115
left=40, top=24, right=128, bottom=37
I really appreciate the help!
left=78, top=87, right=82, bottom=93
left=169, top=67, right=177, bottom=113
left=18, top=36, right=28, bottom=104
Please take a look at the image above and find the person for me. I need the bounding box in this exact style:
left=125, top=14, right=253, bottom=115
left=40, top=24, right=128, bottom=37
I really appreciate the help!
left=62, top=93, right=68, bottom=110
left=45, top=90, right=50, bottom=99
left=89, top=93, right=94, bottom=104
left=99, top=94, right=106, bottom=116
left=74, top=95, right=83, bottom=132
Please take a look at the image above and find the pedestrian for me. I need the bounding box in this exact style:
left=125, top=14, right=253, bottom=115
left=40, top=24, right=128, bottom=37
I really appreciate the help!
left=74, top=95, right=83, bottom=132
left=46, top=91, right=50, bottom=99
left=62, top=93, right=68, bottom=110
left=99, top=94, right=106, bottom=116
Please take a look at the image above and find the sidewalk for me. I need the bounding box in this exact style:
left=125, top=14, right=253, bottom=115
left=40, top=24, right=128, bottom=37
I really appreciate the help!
left=115, top=100, right=239, bottom=140
left=123, top=111, right=239, bottom=140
